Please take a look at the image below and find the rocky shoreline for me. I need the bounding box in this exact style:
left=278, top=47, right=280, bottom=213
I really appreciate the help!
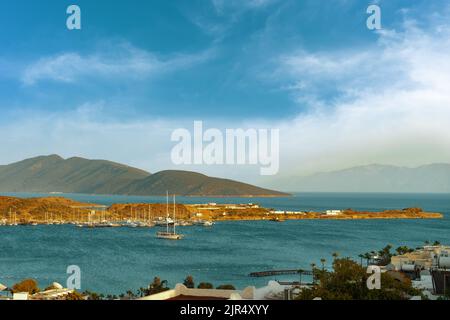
left=0, top=195, right=443, bottom=226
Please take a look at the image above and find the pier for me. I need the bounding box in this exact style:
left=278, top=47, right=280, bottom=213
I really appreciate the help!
left=249, top=270, right=313, bottom=277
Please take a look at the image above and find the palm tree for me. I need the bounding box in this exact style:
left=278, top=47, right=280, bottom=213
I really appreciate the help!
left=320, top=258, right=326, bottom=271
left=310, top=263, right=317, bottom=284
left=358, top=254, right=364, bottom=266
left=363, top=252, right=372, bottom=265
left=332, top=252, right=339, bottom=260
left=396, top=246, right=412, bottom=255
left=137, top=287, right=147, bottom=297
left=126, top=290, right=134, bottom=299
left=148, top=277, right=169, bottom=295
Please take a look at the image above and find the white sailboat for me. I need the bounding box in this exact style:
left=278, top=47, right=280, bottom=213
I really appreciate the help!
left=156, top=192, right=183, bottom=240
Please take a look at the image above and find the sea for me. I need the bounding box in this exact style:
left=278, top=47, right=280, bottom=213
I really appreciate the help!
left=0, top=192, right=449, bottom=295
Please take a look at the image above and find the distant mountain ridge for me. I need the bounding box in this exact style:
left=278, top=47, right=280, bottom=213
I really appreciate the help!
left=0, top=155, right=288, bottom=197
left=288, top=164, right=450, bottom=193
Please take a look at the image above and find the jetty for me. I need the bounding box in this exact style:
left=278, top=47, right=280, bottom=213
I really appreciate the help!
left=249, top=270, right=313, bottom=277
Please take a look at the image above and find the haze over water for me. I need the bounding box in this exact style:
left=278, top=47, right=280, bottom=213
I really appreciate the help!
left=1, top=192, right=449, bottom=295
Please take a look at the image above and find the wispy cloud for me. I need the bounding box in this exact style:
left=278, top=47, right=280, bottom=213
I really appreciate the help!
left=211, top=0, right=276, bottom=14
left=22, top=43, right=215, bottom=85
left=263, top=16, right=450, bottom=186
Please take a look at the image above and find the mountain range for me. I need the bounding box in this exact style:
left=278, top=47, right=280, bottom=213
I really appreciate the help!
left=0, top=155, right=288, bottom=197
left=284, top=164, right=450, bottom=193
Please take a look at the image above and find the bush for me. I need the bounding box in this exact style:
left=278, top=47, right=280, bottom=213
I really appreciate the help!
left=12, top=279, right=40, bottom=294
left=216, top=284, right=235, bottom=290
left=65, top=291, right=85, bottom=300
left=198, top=282, right=214, bottom=289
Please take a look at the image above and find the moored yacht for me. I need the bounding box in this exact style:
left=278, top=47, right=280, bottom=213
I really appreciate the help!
left=156, top=192, right=184, bottom=240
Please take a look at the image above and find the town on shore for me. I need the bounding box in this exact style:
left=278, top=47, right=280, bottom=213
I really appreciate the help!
left=0, top=195, right=443, bottom=227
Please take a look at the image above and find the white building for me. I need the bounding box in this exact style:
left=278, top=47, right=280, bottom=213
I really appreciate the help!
left=325, top=210, right=343, bottom=216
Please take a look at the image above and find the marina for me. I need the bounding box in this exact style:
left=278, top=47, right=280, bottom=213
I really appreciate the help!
left=0, top=192, right=449, bottom=295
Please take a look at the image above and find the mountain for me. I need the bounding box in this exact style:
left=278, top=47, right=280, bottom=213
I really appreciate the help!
left=118, top=170, right=287, bottom=196
left=0, top=155, right=150, bottom=194
left=0, top=155, right=288, bottom=197
left=285, top=164, right=450, bottom=193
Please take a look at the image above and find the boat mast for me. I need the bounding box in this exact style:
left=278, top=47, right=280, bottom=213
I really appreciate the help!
left=173, top=194, right=176, bottom=234
left=166, top=191, right=169, bottom=233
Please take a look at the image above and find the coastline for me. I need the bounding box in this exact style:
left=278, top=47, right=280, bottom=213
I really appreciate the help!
left=0, top=195, right=443, bottom=225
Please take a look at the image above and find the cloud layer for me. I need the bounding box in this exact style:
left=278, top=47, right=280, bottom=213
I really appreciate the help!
left=267, top=19, right=450, bottom=186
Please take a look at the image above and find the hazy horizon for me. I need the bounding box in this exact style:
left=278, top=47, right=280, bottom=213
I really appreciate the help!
left=2, top=154, right=450, bottom=193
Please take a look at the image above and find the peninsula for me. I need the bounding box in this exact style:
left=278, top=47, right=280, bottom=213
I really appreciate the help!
left=0, top=196, right=442, bottom=226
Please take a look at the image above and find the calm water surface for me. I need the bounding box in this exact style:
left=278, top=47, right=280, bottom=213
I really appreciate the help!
left=1, top=192, right=449, bottom=294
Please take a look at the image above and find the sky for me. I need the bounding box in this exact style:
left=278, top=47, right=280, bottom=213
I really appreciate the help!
left=1, top=0, right=450, bottom=189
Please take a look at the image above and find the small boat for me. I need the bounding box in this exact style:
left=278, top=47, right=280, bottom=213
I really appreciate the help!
left=192, top=219, right=214, bottom=227
left=136, top=221, right=154, bottom=228
left=156, top=192, right=183, bottom=240
left=177, top=220, right=193, bottom=227
left=127, top=222, right=138, bottom=228
left=155, top=217, right=174, bottom=227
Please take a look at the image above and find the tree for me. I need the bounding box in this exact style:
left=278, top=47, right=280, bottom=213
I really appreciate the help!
left=183, top=275, right=195, bottom=289
left=378, top=244, right=393, bottom=265
left=296, top=257, right=422, bottom=300
left=147, top=277, right=170, bottom=295
left=332, top=252, right=339, bottom=260
left=12, top=279, right=40, bottom=294
left=137, top=287, right=147, bottom=297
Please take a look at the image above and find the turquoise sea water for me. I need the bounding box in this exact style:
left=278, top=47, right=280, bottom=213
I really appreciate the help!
left=1, top=192, right=449, bottom=294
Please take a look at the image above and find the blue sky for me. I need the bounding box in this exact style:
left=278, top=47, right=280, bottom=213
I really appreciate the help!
left=0, top=0, right=416, bottom=119
left=1, top=0, right=450, bottom=187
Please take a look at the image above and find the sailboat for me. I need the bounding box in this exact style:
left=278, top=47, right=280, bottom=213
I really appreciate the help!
left=156, top=192, right=184, bottom=240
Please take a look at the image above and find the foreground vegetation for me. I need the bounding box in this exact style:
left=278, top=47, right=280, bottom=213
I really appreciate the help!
left=297, top=257, right=422, bottom=300
left=4, top=276, right=236, bottom=300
